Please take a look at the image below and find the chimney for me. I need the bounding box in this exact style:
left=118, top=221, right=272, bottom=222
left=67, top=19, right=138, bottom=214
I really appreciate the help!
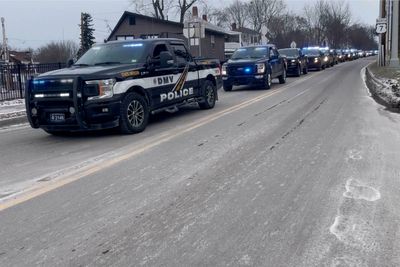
left=192, top=6, right=198, bottom=18
left=231, top=23, right=237, bottom=30
left=202, top=14, right=207, bottom=21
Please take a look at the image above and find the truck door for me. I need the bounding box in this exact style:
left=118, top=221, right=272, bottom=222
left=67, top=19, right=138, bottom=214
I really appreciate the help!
left=269, top=47, right=279, bottom=77
left=149, top=43, right=177, bottom=108
left=169, top=42, right=199, bottom=101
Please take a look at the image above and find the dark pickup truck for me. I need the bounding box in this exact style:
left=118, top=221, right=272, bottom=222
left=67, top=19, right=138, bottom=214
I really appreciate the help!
left=278, top=48, right=308, bottom=76
left=26, top=38, right=222, bottom=134
left=221, top=45, right=286, bottom=91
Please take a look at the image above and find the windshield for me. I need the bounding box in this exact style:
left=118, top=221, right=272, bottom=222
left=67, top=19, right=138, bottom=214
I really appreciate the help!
left=231, top=47, right=269, bottom=60
left=302, top=49, right=320, bottom=56
left=75, top=42, right=148, bottom=65
left=278, top=49, right=298, bottom=57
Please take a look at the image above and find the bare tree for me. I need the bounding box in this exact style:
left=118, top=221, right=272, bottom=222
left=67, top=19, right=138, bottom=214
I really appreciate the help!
left=34, top=41, right=79, bottom=63
left=178, top=0, right=198, bottom=23
left=247, top=0, right=286, bottom=33
left=227, top=0, right=248, bottom=29
left=324, top=0, right=351, bottom=48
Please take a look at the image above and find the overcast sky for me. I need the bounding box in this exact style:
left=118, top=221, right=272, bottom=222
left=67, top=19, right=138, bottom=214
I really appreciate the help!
left=1, top=0, right=379, bottom=50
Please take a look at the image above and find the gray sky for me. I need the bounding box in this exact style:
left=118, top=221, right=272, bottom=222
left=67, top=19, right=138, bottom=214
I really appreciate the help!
left=1, top=0, right=379, bottom=50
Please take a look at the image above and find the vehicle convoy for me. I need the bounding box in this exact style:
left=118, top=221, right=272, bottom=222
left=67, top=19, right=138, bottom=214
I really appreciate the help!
left=25, top=38, right=221, bottom=134
left=278, top=48, right=308, bottom=77
left=221, top=45, right=286, bottom=91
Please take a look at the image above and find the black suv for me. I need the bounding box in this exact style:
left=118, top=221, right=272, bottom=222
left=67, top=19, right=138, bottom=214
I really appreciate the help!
left=222, top=45, right=286, bottom=91
left=278, top=48, right=308, bottom=76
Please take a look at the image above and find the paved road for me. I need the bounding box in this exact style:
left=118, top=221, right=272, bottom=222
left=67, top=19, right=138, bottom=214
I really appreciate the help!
left=1, top=58, right=400, bottom=266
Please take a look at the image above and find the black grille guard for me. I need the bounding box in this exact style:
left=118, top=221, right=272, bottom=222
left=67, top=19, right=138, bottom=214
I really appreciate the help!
left=26, top=76, right=89, bottom=129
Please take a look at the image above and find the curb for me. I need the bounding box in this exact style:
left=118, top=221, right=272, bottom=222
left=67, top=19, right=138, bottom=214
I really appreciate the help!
left=365, top=65, right=400, bottom=112
left=0, top=115, right=28, bottom=128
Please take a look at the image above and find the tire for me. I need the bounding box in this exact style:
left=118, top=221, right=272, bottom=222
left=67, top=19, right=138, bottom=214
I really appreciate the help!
left=119, top=92, right=149, bottom=134
left=264, top=72, right=272, bottom=89
left=278, top=68, right=286, bottom=84
left=296, top=65, right=301, bottom=77
left=303, top=65, right=308, bottom=75
left=199, top=80, right=217, bottom=109
left=223, top=84, right=232, bottom=91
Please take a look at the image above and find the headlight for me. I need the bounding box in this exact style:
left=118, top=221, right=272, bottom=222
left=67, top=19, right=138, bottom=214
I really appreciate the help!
left=86, top=79, right=116, bottom=100
left=222, top=64, right=227, bottom=76
left=324, top=56, right=328, bottom=62
left=291, top=59, right=296, bottom=63
left=314, top=58, right=319, bottom=62
left=256, top=63, right=265, bottom=74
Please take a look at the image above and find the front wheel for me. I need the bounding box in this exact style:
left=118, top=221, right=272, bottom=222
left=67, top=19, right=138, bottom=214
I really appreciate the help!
left=264, top=72, right=272, bottom=89
left=303, top=65, right=308, bottom=74
left=119, top=92, right=149, bottom=134
left=199, top=80, right=217, bottom=109
left=278, top=68, right=286, bottom=84
left=223, top=84, right=232, bottom=92
left=296, top=65, right=301, bottom=77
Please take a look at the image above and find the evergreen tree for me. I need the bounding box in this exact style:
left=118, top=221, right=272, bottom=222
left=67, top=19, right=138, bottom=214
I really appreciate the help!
left=77, top=12, right=95, bottom=58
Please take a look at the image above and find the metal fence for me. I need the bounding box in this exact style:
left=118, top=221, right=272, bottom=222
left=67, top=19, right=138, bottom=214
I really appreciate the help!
left=0, top=63, right=65, bottom=101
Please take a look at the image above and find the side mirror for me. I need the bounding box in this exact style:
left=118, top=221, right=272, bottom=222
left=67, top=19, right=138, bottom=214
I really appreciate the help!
left=159, top=51, right=174, bottom=68
left=67, top=59, right=74, bottom=68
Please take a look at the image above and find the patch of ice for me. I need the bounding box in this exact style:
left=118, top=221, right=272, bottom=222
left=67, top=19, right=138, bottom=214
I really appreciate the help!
left=343, top=179, right=381, bottom=202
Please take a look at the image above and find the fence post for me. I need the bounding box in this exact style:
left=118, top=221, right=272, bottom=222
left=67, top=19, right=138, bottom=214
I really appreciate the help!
left=17, top=64, right=23, bottom=99
left=58, top=62, right=62, bottom=69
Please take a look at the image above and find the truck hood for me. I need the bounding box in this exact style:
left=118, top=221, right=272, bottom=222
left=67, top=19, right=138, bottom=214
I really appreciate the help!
left=227, top=58, right=265, bottom=65
left=38, top=64, right=143, bottom=78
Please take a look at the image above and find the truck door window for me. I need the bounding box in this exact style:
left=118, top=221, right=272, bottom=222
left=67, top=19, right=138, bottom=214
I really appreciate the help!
left=153, top=44, right=168, bottom=59
left=171, top=44, right=190, bottom=66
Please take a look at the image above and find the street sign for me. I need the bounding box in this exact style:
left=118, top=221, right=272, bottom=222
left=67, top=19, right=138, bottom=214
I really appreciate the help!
left=376, top=17, right=387, bottom=34
left=376, top=23, right=387, bottom=34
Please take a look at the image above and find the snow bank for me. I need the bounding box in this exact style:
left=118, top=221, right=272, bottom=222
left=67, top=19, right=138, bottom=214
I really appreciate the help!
left=365, top=67, right=400, bottom=110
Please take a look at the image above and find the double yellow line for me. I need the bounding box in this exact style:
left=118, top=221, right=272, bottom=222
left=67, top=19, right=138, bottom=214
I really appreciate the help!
left=0, top=72, right=319, bottom=211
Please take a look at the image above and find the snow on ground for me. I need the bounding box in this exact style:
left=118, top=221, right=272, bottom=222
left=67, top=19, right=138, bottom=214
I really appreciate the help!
left=0, top=99, right=26, bottom=121
left=366, top=65, right=400, bottom=109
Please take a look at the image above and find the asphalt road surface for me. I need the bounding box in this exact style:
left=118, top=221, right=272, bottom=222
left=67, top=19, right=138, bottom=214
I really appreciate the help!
left=1, top=58, right=400, bottom=266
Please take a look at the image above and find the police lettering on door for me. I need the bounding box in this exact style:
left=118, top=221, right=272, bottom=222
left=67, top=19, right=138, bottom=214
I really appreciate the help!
left=160, top=87, right=194, bottom=102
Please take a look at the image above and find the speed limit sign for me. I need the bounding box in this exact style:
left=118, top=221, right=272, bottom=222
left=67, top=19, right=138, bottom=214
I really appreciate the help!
left=376, top=18, right=387, bottom=34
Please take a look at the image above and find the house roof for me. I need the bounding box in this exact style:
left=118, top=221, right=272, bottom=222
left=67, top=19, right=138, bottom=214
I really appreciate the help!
left=236, top=27, right=260, bottom=36
left=9, top=51, right=32, bottom=63
left=107, top=11, right=184, bottom=41
left=185, top=17, right=239, bottom=36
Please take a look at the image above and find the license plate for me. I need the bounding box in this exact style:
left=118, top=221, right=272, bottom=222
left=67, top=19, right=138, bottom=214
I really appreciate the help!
left=50, top=113, right=65, bottom=122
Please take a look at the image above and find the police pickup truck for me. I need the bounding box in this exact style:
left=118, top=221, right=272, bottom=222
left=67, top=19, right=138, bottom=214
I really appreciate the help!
left=26, top=38, right=221, bottom=134
left=221, top=45, right=286, bottom=91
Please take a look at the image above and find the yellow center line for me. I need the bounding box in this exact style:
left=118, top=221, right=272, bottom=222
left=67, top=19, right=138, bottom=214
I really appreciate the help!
left=0, top=72, right=320, bottom=211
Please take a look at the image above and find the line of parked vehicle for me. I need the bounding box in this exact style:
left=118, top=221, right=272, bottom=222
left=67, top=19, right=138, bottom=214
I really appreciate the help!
left=221, top=45, right=376, bottom=91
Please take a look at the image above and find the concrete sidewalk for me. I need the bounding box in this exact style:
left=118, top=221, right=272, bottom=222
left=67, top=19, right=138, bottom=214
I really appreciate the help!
left=0, top=99, right=27, bottom=128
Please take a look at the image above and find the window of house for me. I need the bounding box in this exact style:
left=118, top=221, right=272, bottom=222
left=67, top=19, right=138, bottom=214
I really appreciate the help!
left=211, top=35, right=215, bottom=48
left=116, top=35, right=135, bottom=41
left=129, top=16, right=136, bottom=25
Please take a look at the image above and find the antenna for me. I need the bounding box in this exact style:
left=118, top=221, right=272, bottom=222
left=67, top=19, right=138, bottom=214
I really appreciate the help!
left=1, top=17, right=9, bottom=62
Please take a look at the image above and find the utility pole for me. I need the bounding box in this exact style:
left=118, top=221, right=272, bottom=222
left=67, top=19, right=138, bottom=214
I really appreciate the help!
left=1, top=17, right=9, bottom=62
left=389, top=0, right=399, bottom=67
left=378, top=0, right=386, bottom=66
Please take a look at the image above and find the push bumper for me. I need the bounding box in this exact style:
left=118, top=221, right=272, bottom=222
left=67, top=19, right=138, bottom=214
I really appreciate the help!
left=222, top=74, right=266, bottom=87
left=26, top=78, right=123, bottom=132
